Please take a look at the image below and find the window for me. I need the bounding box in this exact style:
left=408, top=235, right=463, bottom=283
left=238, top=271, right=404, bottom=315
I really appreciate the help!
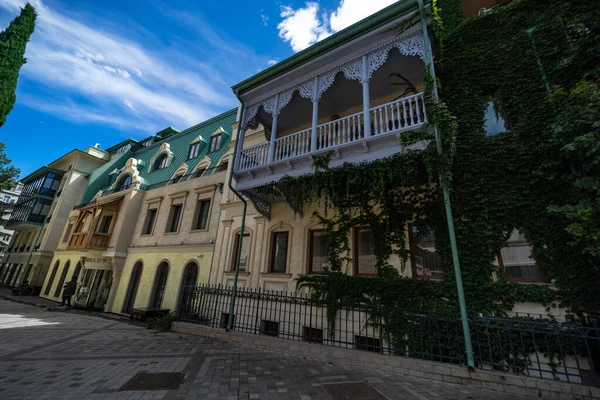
left=269, top=232, right=289, bottom=273
left=142, top=208, right=158, bottom=235
left=499, top=231, right=545, bottom=282
left=188, top=143, right=200, bottom=159
left=150, top=262, right=169, bottom=309
left=72, top=263, right=82, bottom=280
left=166, top=204, right=183, bottom=233
left=355, top=335, right=382, bottom=353
left=54, top=261, right=70, bottom=297
left=260, top=320, right=279, bottom=337
left=170, top=174, right=184, bottom=185
left=97, top=215, right=113, bottom=234
left=220, top=313, right=234, bottom=328
left=230, top=233, right=250, bottom=271
left=354, top=227, right=377, bottom=276
left=483, top=100, right=508, bottom=135
left=178, top=262, right=198, bottom=312
left=209, top=134, right=222, bottom=152
left=216, top=161, right=228, bottom=172
left=116, top=175, right=132, bottom=191
left=303, top=327, right=324, bottom=344
left=409, top=226, right=443, bottom=278
left=62, top=223, right=73, bottom=243
left=308, top=230, right=328, bottom=273
left=194, top=167, right=206, bottom=178
left=44, top=261, right=60, bottom=295
left=194, top=199, right=211, bottom=230
left=122, top=262, right=143, bottom=314
left=154, top=154, right=168, bottom=170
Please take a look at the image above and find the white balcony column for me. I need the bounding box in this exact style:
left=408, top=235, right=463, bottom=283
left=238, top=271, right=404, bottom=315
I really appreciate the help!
left=234, top=126, right=246, bottom=172
left=361, top=55, right=372, bottom=137
left=311, top=76, right=319, bottom=152
left=267, top=93, right=280, bottom=163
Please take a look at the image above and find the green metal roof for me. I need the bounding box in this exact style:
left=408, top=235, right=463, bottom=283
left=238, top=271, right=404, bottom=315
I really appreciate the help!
left=81, top=108, right=237, bottom=200
left=80, top=151, right=132, bottom=204
left=231, top=0, right=419, bottom=95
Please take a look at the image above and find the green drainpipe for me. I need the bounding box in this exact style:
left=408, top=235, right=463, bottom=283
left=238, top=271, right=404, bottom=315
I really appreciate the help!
left=416, top=0, right=475, bottom=369
left=226, top=96, right=248, bottom=331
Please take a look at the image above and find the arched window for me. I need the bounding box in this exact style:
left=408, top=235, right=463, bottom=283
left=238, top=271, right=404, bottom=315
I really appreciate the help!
left=44, top=261, right=60, bottom=295
left=150, top=262, right=169, bottom=309
left=72, top=262, right=82, bottom=281
left=116, top=174, right=132, bottom=191
left=122, top=262, right=143, bottom=313
left=154, top=154, right=168, bottom=171
left=54, top=260, right=70, bottom=297
left=178, top=262, right=198, bottom=312
left=170, top=173, right=184, bottom=185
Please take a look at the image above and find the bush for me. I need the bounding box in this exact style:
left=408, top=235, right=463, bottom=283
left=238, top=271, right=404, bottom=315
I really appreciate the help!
left=147, top=313, right=177, bottom=332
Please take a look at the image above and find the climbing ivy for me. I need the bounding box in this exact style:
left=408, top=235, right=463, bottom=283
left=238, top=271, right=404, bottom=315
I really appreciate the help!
left=255, top=0, right=598, bottom=364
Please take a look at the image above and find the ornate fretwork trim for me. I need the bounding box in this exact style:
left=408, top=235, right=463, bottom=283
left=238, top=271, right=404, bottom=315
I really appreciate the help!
left=241, top=189, right=272, bottom=220
left=242, top=28, right=425, bottom=128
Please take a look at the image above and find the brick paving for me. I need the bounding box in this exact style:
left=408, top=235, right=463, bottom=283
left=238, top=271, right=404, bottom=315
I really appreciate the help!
left=0, top=299, right=537, bottom=400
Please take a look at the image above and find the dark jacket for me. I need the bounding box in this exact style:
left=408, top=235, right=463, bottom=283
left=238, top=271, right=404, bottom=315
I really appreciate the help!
left=63, top=281, right=77, bottom=297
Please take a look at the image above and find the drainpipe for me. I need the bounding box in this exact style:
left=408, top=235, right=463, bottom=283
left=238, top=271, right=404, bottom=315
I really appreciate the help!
left=416, top=0, right=475, bottom=369
left=206, top=187, right=220, bottom=286
left=226, top=94, right=248, bottom=331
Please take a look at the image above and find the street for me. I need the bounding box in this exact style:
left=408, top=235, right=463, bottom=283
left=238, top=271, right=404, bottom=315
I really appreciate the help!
left=0, top=300, right=533, bottom=400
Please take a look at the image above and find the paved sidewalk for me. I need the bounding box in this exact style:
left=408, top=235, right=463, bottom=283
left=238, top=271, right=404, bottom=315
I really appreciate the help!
left=0, top=300, right=536, bottom=400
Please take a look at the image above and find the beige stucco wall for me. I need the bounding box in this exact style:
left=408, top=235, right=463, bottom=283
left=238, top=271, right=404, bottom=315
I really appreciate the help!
left=109, top=246, right=213, bottom=315
left=39, top=251, right=83, bottom=302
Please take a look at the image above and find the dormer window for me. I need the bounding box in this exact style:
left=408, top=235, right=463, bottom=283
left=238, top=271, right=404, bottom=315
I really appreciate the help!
left=188, top=143, right=200, bottom=159
left=216, top=161, right=228, bottom=172
left=209, top=134, right=222, bottom=153
left=154, top=154, right=168, bottom=170
left=116, top=175, right=132, bottom=192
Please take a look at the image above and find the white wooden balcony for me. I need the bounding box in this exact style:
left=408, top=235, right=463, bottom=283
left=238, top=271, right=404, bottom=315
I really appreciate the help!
left=234, top=93, right=428, bottom=190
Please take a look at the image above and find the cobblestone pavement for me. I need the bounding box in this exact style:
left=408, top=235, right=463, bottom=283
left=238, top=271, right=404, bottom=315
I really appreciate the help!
left=0, top=300, right=537, bottom=400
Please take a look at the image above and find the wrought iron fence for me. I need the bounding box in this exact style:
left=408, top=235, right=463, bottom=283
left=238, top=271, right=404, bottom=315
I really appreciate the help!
left=179, top=284, right=600, bottom=386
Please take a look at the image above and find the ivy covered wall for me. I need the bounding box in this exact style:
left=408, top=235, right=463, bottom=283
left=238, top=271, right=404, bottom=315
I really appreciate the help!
left=255, top=0, right=599, bottom=327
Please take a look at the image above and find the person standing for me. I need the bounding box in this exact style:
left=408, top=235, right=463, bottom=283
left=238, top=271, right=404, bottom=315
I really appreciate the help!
left=61, top=278, right=77, bottom=308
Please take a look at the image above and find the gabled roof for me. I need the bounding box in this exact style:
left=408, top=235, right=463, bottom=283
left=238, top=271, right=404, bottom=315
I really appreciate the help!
left=231, top=0, right=419, bottom=95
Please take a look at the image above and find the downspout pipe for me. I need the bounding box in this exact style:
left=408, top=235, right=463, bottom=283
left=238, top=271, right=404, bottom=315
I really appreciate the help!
left=416, top=0, right=475, bottom=369
left=226, top=93, right=248, bottom=331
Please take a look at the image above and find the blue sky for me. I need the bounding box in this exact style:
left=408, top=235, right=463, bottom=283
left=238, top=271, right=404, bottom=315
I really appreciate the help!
left=0, top=0, right=397, bottom=177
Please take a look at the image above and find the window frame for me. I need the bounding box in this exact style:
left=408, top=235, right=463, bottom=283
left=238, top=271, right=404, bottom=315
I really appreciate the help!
left=269, top=231, right=289, bottom=273
left=193, top=199, right=211, bottom=231
left=308, top=229, right=328, bottom=274
left=230, top=232, right=250, bottom=272
left=142, top=208, right=158, bottom=236
left=154, top=154, right=168, bottom=171
left=497, top=241, right=547, bottom=283
left=188, top=143, right=200, bottom=160
left=62, top=223, right=74, bottom=243
left=353, top=226, right=377, bottom=277
left=209, top=134, right=222, bottom=153
left=408, top=225, right=444, bottom=279
left=165, top=204, right=183, bottom=233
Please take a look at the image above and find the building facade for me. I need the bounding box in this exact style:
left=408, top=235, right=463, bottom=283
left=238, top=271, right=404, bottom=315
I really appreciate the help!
left=43, top=110, right=235, bottom=314
left=0, top=147, right=110, bottom=292
left=0, top=182, right=23, bottom=256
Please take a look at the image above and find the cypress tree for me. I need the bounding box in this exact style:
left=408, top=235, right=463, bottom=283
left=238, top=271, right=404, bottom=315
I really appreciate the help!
left=0, top=3, right=36, bottom=128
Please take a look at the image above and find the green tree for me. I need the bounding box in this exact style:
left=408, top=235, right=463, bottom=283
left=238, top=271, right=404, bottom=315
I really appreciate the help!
left=0, top=2, right=36, bottom=128
left=0, top=143, right=18, bottom=190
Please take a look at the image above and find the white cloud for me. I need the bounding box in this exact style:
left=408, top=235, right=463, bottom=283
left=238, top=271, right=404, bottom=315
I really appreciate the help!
left=330, top=0, right=396, bottom=32
left=0, top=0, right=239, bottom=133
left=267, top=59, right=278, bottom=66
left=277, top=0, right=396, bottom=52
left=260, top=13, right=269, bottom=26
left=277, top=3, right=331, bottom=53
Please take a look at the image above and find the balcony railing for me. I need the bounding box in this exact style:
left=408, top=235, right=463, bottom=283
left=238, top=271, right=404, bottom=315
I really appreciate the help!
left=237, top=93, right=426, bottom=172
left=68, top=231, right=110, bottom=250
